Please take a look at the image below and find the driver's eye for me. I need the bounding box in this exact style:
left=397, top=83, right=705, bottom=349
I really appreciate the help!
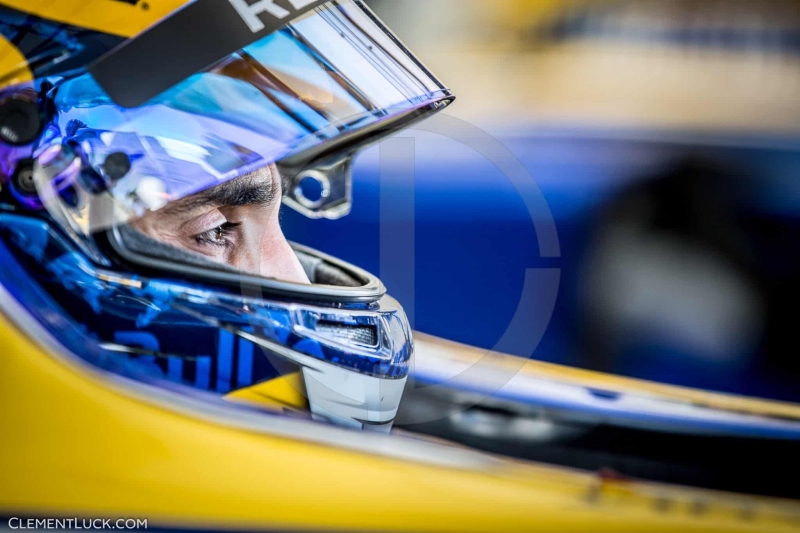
left=194, top=222, right=242, bottom=249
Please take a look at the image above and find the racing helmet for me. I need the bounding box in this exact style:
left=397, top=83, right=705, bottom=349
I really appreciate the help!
left=0, top=0, right=453, bottom=431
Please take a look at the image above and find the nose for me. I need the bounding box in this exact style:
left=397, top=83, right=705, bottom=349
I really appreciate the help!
left=244, top=164, right=310, bottom=284
left=250, top=204, right=310, bottom=284
left=259, top=231, right=310, bottom=284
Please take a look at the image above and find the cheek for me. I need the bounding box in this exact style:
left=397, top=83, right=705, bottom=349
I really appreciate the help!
left=256, top=210, right=310, bottom=284
left=258, top=207, right=286, bottom=249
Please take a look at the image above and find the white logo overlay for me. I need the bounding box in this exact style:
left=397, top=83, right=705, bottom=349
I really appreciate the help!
left=228, top=0, right=320, bottom=33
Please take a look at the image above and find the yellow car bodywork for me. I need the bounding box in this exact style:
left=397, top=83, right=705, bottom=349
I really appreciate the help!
left=2, top=299, right=800, bottom=532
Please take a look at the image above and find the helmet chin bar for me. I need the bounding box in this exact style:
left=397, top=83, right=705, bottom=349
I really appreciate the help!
left=152, top=288, right=411, bottom=431
left=302, top=358, right=406, bottom=431
left=190, top=318, right=406, bottom=432
left=182, top=303, right=409, bottom=430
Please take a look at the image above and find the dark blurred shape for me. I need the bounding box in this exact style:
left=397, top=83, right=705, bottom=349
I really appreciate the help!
left=580, top=154, right=800, bottom=400
left=400, top=382, right=800, bottom=498
left=539, top=0, right=800, bottom=51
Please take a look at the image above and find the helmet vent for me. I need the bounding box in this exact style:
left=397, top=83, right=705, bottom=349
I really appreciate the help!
left=317, top=321, right=378, bottom=347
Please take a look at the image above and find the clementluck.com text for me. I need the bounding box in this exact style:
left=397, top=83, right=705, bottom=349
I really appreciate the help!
left=7, top=518, right=147, bottom=530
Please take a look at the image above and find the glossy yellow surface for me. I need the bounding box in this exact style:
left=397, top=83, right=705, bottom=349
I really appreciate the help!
left=0, top=34, right=32, bottom=87
left=415, top=333, right=800, bottom=420
left=226, top=372, right=308, bottom=412
left=2, top=308, right=800, bottom=532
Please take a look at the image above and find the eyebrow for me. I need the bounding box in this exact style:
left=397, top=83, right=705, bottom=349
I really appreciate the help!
left=164, top=166, right=277, bottom=215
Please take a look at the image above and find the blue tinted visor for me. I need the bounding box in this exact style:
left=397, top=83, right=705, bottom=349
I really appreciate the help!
left=40, top=0, right=452, bottom=232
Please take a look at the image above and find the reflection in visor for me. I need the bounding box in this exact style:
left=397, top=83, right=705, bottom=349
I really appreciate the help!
left=38, top=0, right=453, bottom=236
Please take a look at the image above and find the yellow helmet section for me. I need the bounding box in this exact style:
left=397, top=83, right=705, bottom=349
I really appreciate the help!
left=2, top=308, right=800, bottom=531
left=0, top=0, right=189, bottom=37
left=0, top=33, right=31, bottom=87
left=0, top=0, right=189, bottom=91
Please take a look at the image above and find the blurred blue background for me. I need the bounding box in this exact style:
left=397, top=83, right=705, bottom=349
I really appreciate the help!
left=284, top=0, right=800, bottom=403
